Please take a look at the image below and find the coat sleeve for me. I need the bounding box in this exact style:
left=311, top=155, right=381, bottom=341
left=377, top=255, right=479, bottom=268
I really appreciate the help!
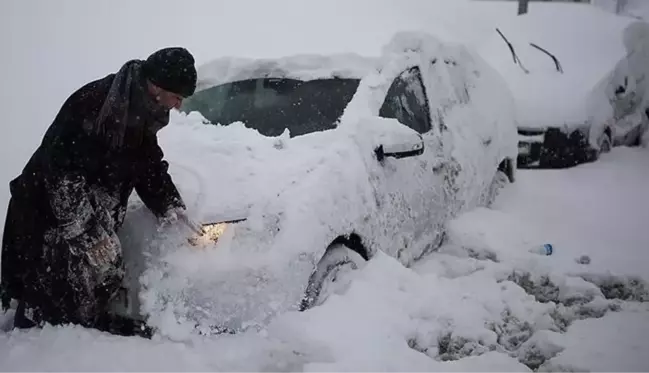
left=135, top=135, right=185, bottom=218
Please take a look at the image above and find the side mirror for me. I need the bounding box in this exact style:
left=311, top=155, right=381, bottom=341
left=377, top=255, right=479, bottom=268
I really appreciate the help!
left=353, top=116, right=425, bottom=162
left=374, top=136, right=424, bottom=162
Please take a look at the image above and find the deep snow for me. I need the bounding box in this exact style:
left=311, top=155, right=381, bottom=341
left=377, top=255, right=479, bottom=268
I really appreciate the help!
left=489, top=147, right=649, bottom=280
left=2, top=147, right=649, bottom=371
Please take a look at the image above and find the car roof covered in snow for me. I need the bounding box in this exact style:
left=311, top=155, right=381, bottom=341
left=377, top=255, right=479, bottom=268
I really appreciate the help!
left=194, top=53, right=380, bottom=92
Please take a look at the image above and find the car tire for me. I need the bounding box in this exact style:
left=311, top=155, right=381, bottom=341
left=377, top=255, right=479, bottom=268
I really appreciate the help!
left=596, top=131, right=612, bottom=157
left=483, top=169, right=509, bottom=207
left=632, top=121, right=649, bottom=147
left=299, top=243, right=367, bottom=311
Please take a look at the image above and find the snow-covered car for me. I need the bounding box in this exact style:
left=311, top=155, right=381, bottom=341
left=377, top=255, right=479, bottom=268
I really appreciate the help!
left=478, top=7, right=649, bottom=168
left=114, top=31, right=518, bottom=338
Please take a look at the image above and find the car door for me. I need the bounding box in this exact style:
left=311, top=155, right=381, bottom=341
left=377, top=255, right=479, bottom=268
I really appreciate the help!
left=420, top=47, right=498, bottom=213
left=369, top=64, right=449, bottom=266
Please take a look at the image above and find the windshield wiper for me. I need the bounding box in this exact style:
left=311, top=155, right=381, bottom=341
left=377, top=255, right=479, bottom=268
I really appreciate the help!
left=496, top=28, right=529, bottom=74
left=530, top=42, right=564, bottom=73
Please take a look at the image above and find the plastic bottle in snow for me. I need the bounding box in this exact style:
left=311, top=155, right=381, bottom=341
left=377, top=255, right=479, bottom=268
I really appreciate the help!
left=529, top=243, right=553, bottom=256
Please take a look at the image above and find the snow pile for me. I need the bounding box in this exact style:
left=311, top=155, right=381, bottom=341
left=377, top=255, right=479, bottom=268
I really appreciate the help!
left=3, top=205, right=648, bottom=371
left=408, top=150, right=649, bottom=372
left=476, top=3, right=636, bottom=129
left=269, top=252, right=540, bottom=371
left=541, top=311, right=649, bottom=372
left=1, top=250, right=543, bottom=371
left=3, top=147, right=649, bottom=371
left=490, top=147, right=649, bottom=280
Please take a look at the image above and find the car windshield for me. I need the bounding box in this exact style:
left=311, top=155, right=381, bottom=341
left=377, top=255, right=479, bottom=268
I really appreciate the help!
left=529, top=43, right=563, bottom=73
left=495, top=28, right=563, bottom=74
left=180, top=77, right=361, bottom=137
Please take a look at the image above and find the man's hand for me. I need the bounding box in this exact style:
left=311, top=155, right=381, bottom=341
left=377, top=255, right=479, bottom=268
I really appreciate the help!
left=158, top=207, right=202, bottom=234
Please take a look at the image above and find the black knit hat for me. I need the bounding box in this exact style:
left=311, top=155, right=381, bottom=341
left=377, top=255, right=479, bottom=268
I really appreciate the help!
left=142, top=47, right=197, bottom=98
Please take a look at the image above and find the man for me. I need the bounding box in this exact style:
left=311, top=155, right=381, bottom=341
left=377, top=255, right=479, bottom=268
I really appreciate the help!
left=0, top=47, right=199, bottom=337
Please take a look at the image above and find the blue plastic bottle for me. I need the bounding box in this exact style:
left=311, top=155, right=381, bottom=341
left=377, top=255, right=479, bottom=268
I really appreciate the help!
left=529, top=243, right=553, bottom=256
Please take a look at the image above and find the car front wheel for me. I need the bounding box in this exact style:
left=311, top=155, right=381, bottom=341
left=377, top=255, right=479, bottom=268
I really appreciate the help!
left=481, top=169, right=509, bottom=207
left=299, top=243, right=367, bottom=311
left=597, top=131, right=612, bottom=156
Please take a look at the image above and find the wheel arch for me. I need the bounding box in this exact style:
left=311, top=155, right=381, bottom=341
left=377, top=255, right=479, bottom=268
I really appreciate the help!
left=328, top=231, right=370, bottom=261
left=498, top=157, right=516, bottom=183
left=298, top=231, right=370, bottom=312
left=604, top=126, right=612, bottom=139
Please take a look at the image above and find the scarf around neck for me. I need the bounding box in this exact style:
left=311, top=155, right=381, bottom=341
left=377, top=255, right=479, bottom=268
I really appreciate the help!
left=87, top=59, right=171, bottom=150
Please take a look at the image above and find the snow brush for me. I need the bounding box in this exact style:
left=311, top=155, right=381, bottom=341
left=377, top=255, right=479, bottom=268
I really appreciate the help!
left=180, top=213, right=247, bottom=248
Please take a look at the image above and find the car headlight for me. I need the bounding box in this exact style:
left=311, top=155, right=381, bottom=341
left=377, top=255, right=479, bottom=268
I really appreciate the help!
left=188, top=222, right=229, bottom=247
left=187, top=218, right=247, bottom=248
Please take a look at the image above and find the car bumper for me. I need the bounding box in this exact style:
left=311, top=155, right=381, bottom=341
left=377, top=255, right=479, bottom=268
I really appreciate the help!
left=517, top=127, right=595, bottom=169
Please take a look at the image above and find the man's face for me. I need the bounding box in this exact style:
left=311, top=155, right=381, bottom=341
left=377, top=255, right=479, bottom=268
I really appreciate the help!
left=146, top=81, right=185, bottom=111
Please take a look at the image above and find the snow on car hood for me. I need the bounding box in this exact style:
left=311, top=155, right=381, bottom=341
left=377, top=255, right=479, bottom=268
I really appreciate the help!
left=505, top=73, right=594, bottom=130
left=477, top=4, right=635, bottom=130
left=160, top=111, right=343, bottom=222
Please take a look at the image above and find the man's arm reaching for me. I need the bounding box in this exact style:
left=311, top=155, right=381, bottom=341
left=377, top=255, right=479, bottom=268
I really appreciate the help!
left=135, top=135, right=186, bottom=219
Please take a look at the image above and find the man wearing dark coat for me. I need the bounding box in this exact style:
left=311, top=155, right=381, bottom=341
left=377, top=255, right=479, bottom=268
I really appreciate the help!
left=0, top=47, right=199, bottom=337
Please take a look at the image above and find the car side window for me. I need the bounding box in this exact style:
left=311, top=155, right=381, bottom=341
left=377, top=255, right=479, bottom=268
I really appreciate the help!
left=378, top=66, right=432, bottom=134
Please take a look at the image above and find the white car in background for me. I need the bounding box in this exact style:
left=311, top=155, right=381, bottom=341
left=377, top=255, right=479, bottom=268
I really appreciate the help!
left=115, top=31, right=518, bottom=338
left=478, top=6, right=649, bottom=168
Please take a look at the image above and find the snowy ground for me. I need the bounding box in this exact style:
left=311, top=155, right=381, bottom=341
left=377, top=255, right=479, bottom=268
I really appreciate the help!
left=3, top=1, right=649, bottom=371
left=1, top=146, right=647, bottom=372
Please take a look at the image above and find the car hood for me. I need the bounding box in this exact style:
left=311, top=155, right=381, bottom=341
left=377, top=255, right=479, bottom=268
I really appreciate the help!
left=159, top=111, right=348, bottom=221
left=512, top=78, right=593, bottom=130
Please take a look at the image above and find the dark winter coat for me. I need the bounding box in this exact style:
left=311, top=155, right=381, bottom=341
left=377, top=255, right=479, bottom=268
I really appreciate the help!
left=0, top=60, right=184, bottom=329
